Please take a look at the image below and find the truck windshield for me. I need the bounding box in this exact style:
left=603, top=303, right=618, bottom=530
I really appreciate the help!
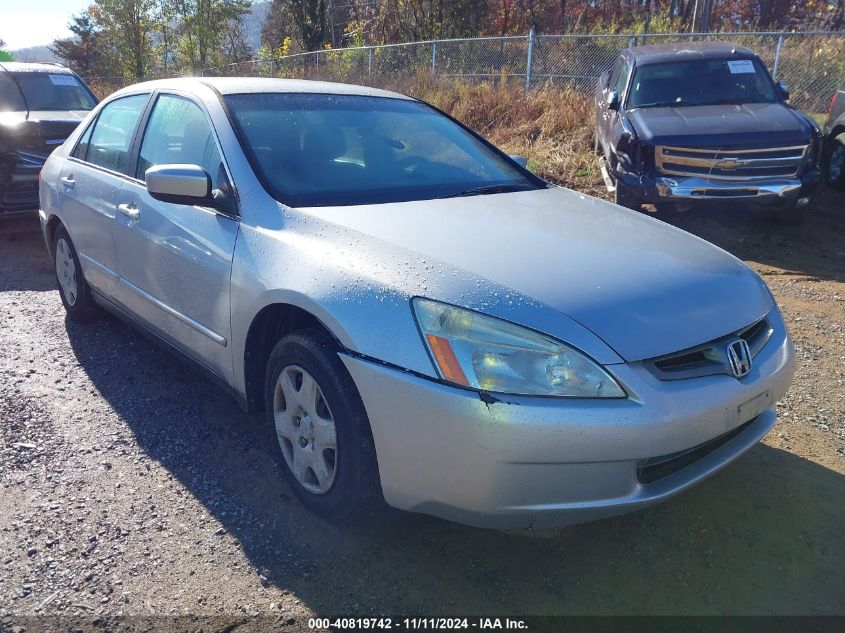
left=224, top=93, right=542, bottom=207
left=628, top=58, right=779, bottom=109
left=4, top=72, right=97, bottom=112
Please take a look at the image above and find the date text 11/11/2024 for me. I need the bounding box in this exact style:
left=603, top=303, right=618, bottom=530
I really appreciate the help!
left=308, top=617, right=530, bottom=630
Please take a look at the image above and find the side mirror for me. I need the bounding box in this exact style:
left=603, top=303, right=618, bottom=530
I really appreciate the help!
left=777, top=81, right=790, bottom=101
left=509, top=154, right=529, bottom=169
left=146, top=164, right=212, bottom=206
left=606, top=90, right=621, bottom=111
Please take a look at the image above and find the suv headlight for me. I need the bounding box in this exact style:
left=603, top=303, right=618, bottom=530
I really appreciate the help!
left=412, top=298, right=625, bottom=398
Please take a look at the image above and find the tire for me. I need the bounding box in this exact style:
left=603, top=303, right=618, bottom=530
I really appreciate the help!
left=614, top=181, right=642, bottom=211
left=52, top=224, right=100, bottom=322
left=263, top=329, right=381, bottom=522
left=653, top=202, right=676, bottom=219
left=775, top=205, right=806, bottom=226
left=822, top=135, right=845, bottom=191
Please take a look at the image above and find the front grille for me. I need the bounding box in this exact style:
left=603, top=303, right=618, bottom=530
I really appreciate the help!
left=656, top=145, right=808, bottom=181
left=1, top=179, right=39, bottom=209
left=647, top=317, right=773, bottom=381
left=637, top=418, right=756, bottom=484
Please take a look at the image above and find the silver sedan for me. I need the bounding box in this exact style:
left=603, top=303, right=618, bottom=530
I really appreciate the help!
left=39, top=78, right=794, bottom=529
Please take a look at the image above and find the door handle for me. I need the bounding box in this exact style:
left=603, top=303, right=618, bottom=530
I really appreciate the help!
left=117, top=203, right=140, bottom=221
left=60, top=175, right=75, bottom=188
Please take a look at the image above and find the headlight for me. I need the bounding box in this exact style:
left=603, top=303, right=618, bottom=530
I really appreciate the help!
left=412, top=298, right=625, bottom=398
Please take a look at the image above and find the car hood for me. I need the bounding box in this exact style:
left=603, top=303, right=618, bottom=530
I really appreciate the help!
left=299, top=186, right=773, bottom=362
left=627, top=102, right=813, bottom=147
left=0, top=110, right=87, bottom=156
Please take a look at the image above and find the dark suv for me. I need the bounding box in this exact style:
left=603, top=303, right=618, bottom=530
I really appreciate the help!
left=0, top=62, right=97, bottom=216
left=594, top=41, right=823, bottom=223
left=822, top=78, right=845, bottom=190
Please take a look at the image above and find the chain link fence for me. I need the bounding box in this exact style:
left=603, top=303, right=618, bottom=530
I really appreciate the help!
left=91, top=31, right=845, bottom=114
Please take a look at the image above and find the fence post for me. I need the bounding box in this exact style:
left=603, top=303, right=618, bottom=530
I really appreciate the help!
left=772, top=33, right=784, bottom=81
left=432, top=41, right=437, bottom=75
left=368, top=47, right=373, bottom=78
left=525, top=28, right=535, bottom=93
left=315, top=51, right=320, bottom=73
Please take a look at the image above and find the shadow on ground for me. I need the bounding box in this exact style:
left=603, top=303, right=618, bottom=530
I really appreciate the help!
left=60, top=309, right=845, bottom=616
left=0, top=217, right=54, bottom=292
left=659, top=188, right=845, bottom=283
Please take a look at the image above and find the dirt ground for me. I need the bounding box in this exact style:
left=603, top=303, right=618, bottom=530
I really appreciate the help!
left=1, top=190, right=844, bottom=628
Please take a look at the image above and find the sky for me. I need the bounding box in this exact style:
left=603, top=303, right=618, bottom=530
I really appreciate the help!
left=0, top=0, right=90, bottom=50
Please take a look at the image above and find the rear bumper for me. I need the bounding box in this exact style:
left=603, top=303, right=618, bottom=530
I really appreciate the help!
left=341, top=312, right=794, bottom=529
left=617, top=169, right=821, bottom=209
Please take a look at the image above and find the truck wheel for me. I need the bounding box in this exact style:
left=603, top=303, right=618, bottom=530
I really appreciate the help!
left=52, top=224, right=101, bottom=322
left=264, top=329, right=382, bottom=522
left=775, top=206, right=806, bottom=226
left=654, top=203, right=676, bottom=219
left=614, top=181, right=642, bottom=211
left=822, top=136, right=845, bottom=190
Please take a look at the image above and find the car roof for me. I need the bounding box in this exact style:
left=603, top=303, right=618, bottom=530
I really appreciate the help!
left=0, top=61, right=74, bottom=74
left=623, top=41, right=760, bottom=66
left=113, top=76, right=414, bottom=101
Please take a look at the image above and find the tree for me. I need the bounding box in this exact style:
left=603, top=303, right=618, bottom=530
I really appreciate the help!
left=174, top=0, right=252, bottom=72
left=288, top=0, right=328, bottom=51
left=261, top=0, right=294, bottom=50
left=90, top=0, right=158, bottom=79
left=51, top=12, right=114, bottom=77
left=0, top=38, right=12, bottom=62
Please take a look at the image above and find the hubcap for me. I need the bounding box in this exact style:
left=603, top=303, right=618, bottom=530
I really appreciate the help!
left=829, top=145, right=845, bottom=181
left=55, top=238, right=78, bottom=306
left=273, top=365, right=337, bottom=494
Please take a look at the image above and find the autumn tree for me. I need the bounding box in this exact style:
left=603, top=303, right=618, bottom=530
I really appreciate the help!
left=173, top=0, right=252, bottom=72
left=51, top=12, right=117, bottom=78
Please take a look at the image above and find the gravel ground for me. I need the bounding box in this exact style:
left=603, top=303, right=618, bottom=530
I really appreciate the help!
left=1, top=191, right=844, bottom=629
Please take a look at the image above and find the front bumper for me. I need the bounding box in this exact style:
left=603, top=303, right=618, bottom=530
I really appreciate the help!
left=341, top=313, right=794, bottom=529
left=0, top=151, right=45, bottom=216
left=617, top=169, right=821, bottom=209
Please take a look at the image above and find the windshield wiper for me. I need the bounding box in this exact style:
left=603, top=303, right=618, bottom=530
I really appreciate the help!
left=436, top=183, right=534, bottom=199
left=632, top=100, right=685, bottom=109
left=692, top=98, right=769, bottom=106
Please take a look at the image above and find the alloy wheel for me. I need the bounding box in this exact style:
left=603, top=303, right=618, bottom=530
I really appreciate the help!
left=273, top=365, right=338, bottom=494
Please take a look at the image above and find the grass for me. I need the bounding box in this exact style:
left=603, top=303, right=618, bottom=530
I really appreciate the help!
left=408, top=77, right=605, bottom=197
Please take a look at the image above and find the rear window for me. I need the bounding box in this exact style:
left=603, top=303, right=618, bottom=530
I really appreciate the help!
left=6, top=72, right=97, bottom=111
left=628, top=57, right=778, bottom=109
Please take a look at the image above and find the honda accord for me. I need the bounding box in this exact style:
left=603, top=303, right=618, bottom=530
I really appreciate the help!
left=39, top=78, right=794, bottom=529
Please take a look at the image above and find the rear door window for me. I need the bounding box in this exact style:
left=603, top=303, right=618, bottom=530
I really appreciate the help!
left=84, top=94, right=148, bottom=174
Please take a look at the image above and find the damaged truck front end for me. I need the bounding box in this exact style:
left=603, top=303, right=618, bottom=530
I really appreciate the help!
left=595, top=42, right=823, bottom=224
left=0, top=63, right=97, bottom=218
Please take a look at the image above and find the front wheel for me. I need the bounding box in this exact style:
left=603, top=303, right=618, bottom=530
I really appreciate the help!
left=822, top=136, right=845, bottom=190
left=614, top=181, right=642, bottom=211
left=264, top=330, right=381, bottom=522
left=775, top=205, right=806, bottom=226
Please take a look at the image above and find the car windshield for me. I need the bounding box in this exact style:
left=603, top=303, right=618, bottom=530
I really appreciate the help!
left=627, top=57, right=779, bottom=109
left=6, top=72, right=97, bottom=111
left=224, top=93, right=542, bottom=207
